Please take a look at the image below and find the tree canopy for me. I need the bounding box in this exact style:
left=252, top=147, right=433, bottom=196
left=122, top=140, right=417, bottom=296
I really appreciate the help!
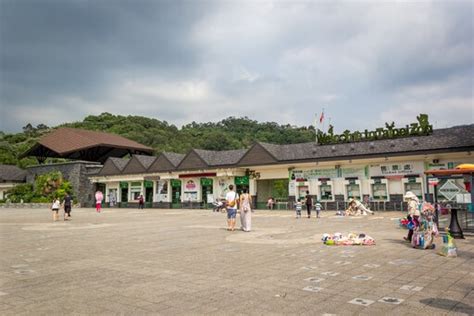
left=1, top=113, right=317, bottom=167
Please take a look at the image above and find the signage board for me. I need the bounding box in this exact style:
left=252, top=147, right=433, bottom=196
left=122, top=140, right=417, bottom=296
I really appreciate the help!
left=428, top=178, right=439, bottom=186
left=438, top=180, right=461, bottom=201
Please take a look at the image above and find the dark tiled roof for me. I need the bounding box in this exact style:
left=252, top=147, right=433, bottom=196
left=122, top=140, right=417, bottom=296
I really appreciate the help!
left=32, top=127, right=152, bottom=154
left=110, top=157, right=128, bottom=171
left=194, top=149, right=248, bottom=166
left=0, top=165, right=27, bottom=182
left=162, top=152, right=185, bottom=167
left=135, top=155, right=157, bottom=169
left=21, top=127, right=153, bottom=163
left=254, top=124, right=474, bottom=163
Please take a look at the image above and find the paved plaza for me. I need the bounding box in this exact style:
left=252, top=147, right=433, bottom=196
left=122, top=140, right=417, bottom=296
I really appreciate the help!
left=0, top=208, right=473, bottom=315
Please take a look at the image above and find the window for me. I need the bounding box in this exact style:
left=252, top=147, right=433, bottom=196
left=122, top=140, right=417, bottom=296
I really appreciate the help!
left=320, top=184, right=333, bottom=200
left=405, top=182, right=422, bottom=200
left=130, top=182, right=141, bottom=200
left=346, top=184, right=361, bottom=200
left=372, top=183, right=388, bottom=200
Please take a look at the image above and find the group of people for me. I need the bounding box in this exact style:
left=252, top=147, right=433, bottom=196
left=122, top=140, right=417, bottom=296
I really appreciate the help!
left=50, top=193, right=73, bottom=221
left=224, top=184, right=253, bottom=232
left=295, top=191, right=323, bottom=218
left=403, top=191, right=438, bottom=249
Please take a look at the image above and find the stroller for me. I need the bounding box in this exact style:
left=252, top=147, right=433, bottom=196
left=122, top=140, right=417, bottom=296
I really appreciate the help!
left=212, top=200, right=226, bottom=213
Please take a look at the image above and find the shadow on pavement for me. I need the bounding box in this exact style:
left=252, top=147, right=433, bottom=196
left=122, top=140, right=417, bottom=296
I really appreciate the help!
left=420, top=298, right=474, bottom=314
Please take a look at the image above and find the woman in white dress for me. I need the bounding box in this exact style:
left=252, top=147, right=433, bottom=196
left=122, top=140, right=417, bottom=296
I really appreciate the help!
left=239, top=188, right=253, bottom=232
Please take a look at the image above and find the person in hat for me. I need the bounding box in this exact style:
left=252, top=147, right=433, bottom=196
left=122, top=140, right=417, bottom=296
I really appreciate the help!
left=404, top=191, right=420, bottom=242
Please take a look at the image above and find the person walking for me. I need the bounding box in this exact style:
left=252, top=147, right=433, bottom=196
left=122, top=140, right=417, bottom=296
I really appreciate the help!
left=314, top=200, right=323, bottom=218
left=239, top=188, right=253, bottom=232
left=225, top=185, right=239, bottom=231
left=51, top=197, right=60, bottom=222
left=63, top=193, right=72, bottom=220
left=304, top=191, right=313, bottom=218
left=404, top=191, right=420, bottom=242
left=95, top=190, right=103, bottom=213
left=295, top=198, right=303, bottom=218
left=138, top=194, right=145, bottom=210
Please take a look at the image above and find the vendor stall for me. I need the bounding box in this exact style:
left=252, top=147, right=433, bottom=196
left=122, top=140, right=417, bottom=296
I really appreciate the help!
left=425, top=164, right=474, bottom=238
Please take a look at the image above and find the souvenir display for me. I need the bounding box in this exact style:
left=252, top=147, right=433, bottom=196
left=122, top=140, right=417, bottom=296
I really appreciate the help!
left=411, top=202, right=438, bottom=249
left=438, top=229, right=457, bottom=257
left=322, top=232, right=376, bottom=246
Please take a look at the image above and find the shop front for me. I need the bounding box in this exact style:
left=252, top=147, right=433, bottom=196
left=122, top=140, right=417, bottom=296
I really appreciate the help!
left=234, top=176, right=249, bottom=195
left=144, top=180, right=153, bottom=207
left=170, top=179, right=182, bottom=208
left=155, top=179, right=170, bottom=208
left=201, top=178, right=213, bottom=207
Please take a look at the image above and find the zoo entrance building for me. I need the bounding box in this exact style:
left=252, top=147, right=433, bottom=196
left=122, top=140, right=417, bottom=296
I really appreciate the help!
left=90, top=124, right=474, bottom=211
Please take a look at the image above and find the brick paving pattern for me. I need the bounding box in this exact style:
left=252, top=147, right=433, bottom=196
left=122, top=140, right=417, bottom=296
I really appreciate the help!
left=0, top=208, right=473, bottom=315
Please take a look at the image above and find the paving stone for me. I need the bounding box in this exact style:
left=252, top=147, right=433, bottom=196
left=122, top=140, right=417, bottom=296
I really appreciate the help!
left=0, top=208, right=473, bottom=314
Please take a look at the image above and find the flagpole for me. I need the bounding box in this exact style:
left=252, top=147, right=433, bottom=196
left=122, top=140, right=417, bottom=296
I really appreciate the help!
left=315, top=113, right=318, bottom=145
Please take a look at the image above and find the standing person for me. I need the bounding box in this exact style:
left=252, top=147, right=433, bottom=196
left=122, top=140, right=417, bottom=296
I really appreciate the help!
left=295, top=198, right=302, bottom=218
left=304, top=191, right=313, bottom=218
left=95, top=190, right=103, bottom=213
left=239, top=188, right=253, bottom=232
left=138, top=194, right=145, bottom=210
left=225, top=185, right=239, bottom=231
left=314, top=200, right=323, bottom=218
left=404, top=191, right=420, bottom=242
left=63, top=193, right=72, bottom=220
left=51, top=197, right=60, bottom=222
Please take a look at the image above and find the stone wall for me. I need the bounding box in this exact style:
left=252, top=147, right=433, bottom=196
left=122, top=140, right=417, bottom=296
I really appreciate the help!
left=26, top=161, right=102, bottom=207
left=0, top=203, right=81, bottom=209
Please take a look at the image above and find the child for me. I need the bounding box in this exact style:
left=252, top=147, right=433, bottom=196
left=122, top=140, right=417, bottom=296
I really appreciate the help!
left=295, top=199, right=302, bottom=218
left=314, top=200, right=323, bottom=218
left=51, top=198, right=60, bottom=221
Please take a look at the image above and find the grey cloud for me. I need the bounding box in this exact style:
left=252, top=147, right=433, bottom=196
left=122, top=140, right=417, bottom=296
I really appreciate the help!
left=0, top=0, right=472, bottom=133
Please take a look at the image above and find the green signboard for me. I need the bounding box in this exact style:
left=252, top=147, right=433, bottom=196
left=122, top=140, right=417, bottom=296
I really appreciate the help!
left=235, top=176, right=249, bottom=185
left=408, top=177, right=417, bottom=183
left=144, top=180, right=153, bottom=188
left=200, top=178, right=213, bottom=186
left=316, top=114, right=433, bottom=145
left=131, top=182, right=141, bottom=187
left=170, top=179, right=182, bottom=187
left=119, top=182, right=128, bottom=188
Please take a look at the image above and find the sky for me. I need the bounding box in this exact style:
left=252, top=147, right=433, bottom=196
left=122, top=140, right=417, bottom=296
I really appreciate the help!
left=0, top=0, right=473, bottom=133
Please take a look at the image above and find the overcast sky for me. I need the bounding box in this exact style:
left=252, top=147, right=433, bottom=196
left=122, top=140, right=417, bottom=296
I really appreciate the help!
left=1, top=0, right=473, bottom=133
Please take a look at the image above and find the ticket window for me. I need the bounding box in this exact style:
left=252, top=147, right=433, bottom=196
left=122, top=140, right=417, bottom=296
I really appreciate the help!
left=319, top=182, right=333, bottom=201
left=130, top=182, right=142, bottom=201
left=404, top=182, right=423, bottom=200
left=297, top=185, right=309, bottom=201
left=371, top=182, right=388, bottom=201
left=346, top=182, right=361, bottom=200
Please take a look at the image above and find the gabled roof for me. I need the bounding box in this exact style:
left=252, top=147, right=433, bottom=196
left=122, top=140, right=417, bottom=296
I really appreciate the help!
left=163, top=152, right=186, bottom=167
left=238, top=124, right=474, bottom=164
left=148, top=152, right=185, bottom=172
left=194, top=149, right=248, bottom=166
left=21, top=127, right=153, bottom=163
left=177, top=148, right=248, bottom=170
left=0, top=165, right=27, bottom=182
left=97, top=157, right=129, bottom=176
left=176, top=150, right=209, bottom=170
left=135, top=155, right=157, bottom=169
left=237, top=143, right=279, bottom=166
left=122, top=155, right=156, bottom=175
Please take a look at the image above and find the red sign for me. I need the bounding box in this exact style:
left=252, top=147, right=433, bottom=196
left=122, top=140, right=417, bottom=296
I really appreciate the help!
left=428, top=178, right=439, bottom=186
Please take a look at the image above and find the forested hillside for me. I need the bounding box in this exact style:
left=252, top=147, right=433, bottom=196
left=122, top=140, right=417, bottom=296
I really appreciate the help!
left=0, top=113, right=316, bottom=168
